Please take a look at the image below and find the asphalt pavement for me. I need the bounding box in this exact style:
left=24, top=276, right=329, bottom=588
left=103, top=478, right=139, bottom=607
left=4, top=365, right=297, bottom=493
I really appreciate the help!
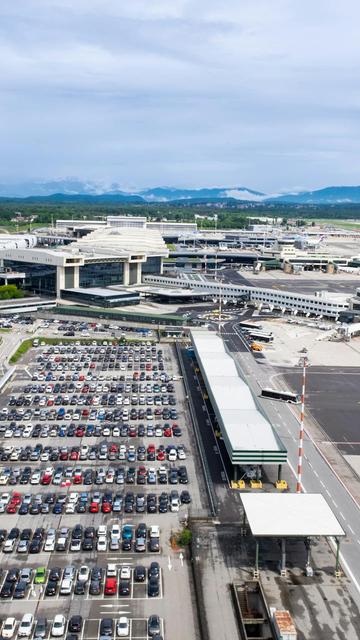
left=223, top=318, right=360, bottom=599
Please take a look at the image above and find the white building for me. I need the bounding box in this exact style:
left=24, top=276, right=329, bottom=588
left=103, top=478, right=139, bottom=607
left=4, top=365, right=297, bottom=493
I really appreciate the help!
left=143, top=273, right=350, bottom=318
left=0, top=227, right=168, bottom=297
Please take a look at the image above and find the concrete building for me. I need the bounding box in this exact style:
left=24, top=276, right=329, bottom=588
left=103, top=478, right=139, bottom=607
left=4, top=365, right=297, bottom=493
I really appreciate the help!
left=56, top=216, right=197, bottom=240
left=0, top=234, right=38, bottom=250
left=143, top=273, right=350, bottom=318
left=0, top=227, right=168, bottom=297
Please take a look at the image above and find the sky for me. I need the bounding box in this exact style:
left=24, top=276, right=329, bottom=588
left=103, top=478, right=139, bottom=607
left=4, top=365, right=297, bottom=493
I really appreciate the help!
left=1, top=0, right=360, bottom=193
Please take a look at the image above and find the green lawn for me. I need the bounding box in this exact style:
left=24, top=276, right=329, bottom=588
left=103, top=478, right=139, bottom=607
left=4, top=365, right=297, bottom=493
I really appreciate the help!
left=311, top=218, right=360, bottom=229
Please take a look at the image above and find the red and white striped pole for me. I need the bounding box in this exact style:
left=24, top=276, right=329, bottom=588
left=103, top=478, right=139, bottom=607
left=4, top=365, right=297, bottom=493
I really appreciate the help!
left=296, top=354, right=308, bottom=494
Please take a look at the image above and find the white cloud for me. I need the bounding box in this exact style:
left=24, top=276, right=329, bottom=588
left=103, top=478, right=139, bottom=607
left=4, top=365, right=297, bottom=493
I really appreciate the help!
left=0, top=0, right=360, bottom=189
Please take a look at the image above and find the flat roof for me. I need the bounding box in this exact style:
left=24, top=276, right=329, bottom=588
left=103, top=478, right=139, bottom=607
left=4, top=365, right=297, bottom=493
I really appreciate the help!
left=241, top=493, right=345, bottom=537
left=190, top=329, right=287, bottom=465
left=63, top=287, right=138, bottom=298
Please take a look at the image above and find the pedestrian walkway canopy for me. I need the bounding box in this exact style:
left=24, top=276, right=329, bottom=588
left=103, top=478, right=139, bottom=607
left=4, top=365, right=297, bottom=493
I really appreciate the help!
left=190, top=329, right=287, bottom=466
left=241, top=493, right=345, bottom=538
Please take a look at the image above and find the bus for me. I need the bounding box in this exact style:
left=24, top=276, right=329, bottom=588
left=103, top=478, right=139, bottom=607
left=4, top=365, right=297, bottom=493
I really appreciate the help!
left=246, top=330, right=274, bottom=343
left=238, top=321, right=263, bottom=331
left=261, top=388, right=300, bottom=403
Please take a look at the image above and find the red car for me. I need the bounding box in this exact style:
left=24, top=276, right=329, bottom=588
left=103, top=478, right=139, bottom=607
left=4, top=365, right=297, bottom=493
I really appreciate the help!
left=89, top=502, right=99, bottom=513
left=73, top=474, right=82, bottom=485
left=11, top=493, right=22, bottom=505
left=101, top=502, right=112, bottom=514
left=75, top=428, right=85, bottom=437
left=163, top=427, right=172, bottom=437
left=104, top=577, right=117, bottom=595
left=147, top=444, right=156, bottom=454
left=6, top=502, right=17, bottom=514
left=157, top=450, right=165, bottom=461
left=60, top=451, right=69, bottom=461
left=41, top=474, right=52, bottom=485
left=70, top=450, right=80, bottom=460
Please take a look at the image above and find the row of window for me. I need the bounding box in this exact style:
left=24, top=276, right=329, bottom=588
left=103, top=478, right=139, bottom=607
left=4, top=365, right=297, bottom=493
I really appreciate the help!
left=144, top=276, right=348, bottom=312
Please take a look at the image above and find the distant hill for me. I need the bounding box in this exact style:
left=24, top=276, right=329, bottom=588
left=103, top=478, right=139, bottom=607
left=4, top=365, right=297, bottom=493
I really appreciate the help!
left=268, top=186, right=360, bottom=204
left=1, top=180, right=360, bottom=204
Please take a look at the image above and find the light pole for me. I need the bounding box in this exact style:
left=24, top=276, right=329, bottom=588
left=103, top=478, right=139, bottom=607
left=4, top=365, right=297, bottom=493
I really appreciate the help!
left=296, top=350, right=309, bottom=494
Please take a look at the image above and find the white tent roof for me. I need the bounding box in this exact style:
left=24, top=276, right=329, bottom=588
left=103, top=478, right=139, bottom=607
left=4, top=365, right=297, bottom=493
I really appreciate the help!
left=241, top=493, right=345, bottom=537
left=190, top=329, right=287, bottom=464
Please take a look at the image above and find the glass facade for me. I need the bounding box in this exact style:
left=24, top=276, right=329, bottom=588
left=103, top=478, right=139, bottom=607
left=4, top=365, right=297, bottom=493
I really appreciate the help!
left=142, top=256, right=162, bottom=274
left=3, top=259, right=57, bottom=295
left=79, top=262, right=124, bottom=288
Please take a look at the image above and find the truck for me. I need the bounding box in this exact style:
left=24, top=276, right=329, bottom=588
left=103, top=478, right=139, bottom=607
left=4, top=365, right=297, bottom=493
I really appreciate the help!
left=250, top=342, right=263, bottom=352
left=272, top=609, right=297, bottom=640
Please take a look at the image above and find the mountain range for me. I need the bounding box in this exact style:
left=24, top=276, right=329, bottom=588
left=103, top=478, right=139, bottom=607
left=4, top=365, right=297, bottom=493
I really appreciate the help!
left=1, top=180, right=360, bottom=204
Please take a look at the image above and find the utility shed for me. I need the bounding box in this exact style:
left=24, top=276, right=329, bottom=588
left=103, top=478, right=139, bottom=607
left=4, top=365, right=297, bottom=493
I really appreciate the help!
left=241, top=493, right=345, bottom=577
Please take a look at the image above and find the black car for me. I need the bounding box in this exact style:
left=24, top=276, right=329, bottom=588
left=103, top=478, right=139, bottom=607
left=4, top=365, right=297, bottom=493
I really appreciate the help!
left=118, top=579, right=130, bottom=596
left=74, top=580, right=86, bottom=595
left=148, top=577, right=160, bottom=598
left=72, top=524, right=83, bottom=539
left=0, top=529, right=7, bottom=543
left=148, top=615, right=161, bottom=637
left=6, top=568, right=19, bottom=582
left=49, top=567, right=62, bottom=582
left=19, top=504, right=29, bottom=515
left=68, top=616, right=83, bottom=633
left=89, top=580, right=101, bottom=596
left=0, top=581, right=15, bottom=599
left=99, top=618, right=113, bottom=637
left=82, top=537, right=94, bottom=551
left=180, top=490, right=191, bottom=504
left=45, top=580, right=58, bottom=596
left=29, top=538, right=41, bottom=553
left=8, top=527, right=20, bottom=539
left=20, top=528, right=32, bottom=540
left=134, top=565, right=146, bottom=582
left=13, top=581, right=28, bottom=599
left=148, top=562, right=160, bottom=579
left=91, top=566, right=103, bottom=581
left=33, top=618, right=47, bottom=639
left=33, top=527, right=45, bottom=539
left=136, top=523, right=147, bottom=539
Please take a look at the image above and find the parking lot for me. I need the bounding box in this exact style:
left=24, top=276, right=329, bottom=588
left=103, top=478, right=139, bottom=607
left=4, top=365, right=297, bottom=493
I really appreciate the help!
left=0, top=328, right=203, bottom=640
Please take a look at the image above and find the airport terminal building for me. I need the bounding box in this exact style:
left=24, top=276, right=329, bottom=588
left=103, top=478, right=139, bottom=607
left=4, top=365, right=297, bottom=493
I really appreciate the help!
left=0, top=227, right=168, bottom=297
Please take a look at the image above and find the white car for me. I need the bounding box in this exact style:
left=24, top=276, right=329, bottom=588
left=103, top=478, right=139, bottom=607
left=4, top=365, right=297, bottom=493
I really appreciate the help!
left=51, top=615, right=66, bottom=637
left=116, top=617, right=130, bottom=637
left=30, top=471, right=41, bottom=485
left=78, top=565, right=90, bottom=582
left=2, top=538, right=16, bottom=553
left=44, top=539, right=55, bottom=552
left=120, top=566, right=131, bottom=580
left=106, top=563, right=117, bottom=577
left=18, top=614, right=34, bottom=638
left=111, top=524, right=121, bottom=540
left=1, top=617, right=17, bottom=638
left=70, top=539, right=81, bottom=552
left=65, top=503, right=76, bottom=514
left=177, top=448, right=186, bottom=460
left=168, top=449, right=177, bottom=461
left=59, top=579, right=73, bottom=596
left=97, top=536, right=107, bottom=551
left=97, top=524, right=107, bottom=537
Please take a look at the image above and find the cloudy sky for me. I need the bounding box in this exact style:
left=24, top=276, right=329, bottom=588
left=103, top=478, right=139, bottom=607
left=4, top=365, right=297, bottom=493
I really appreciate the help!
left=1, top=0, right=360, bottom=192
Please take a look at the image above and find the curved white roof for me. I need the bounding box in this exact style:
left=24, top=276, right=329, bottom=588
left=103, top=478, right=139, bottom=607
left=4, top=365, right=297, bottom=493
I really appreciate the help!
left=71, top=226, right=169, bottom=259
